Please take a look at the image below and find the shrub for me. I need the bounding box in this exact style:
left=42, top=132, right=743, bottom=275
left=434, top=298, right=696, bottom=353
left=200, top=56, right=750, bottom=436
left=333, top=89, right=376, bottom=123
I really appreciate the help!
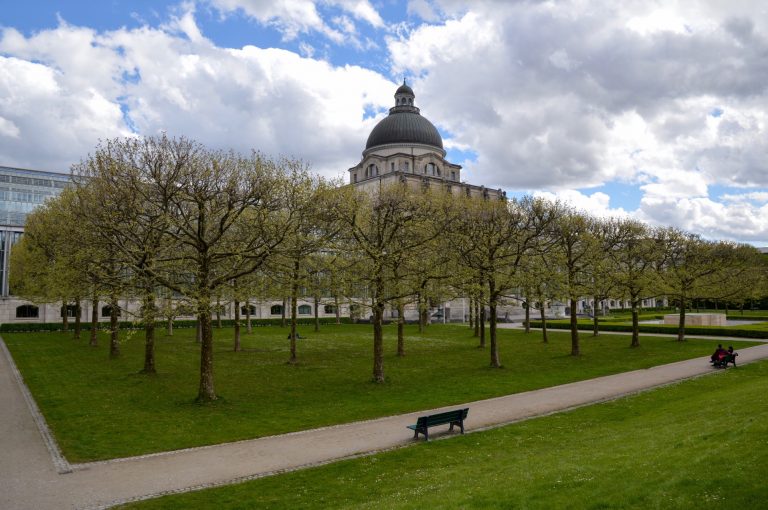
left=527, top=321, right=768, bottom=339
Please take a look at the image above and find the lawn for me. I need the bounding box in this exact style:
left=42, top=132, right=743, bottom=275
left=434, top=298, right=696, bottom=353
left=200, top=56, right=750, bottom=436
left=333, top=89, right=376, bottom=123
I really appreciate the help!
left=3, top=324, right=757, bottom=462
left=123, top=360, right=768, bottom=509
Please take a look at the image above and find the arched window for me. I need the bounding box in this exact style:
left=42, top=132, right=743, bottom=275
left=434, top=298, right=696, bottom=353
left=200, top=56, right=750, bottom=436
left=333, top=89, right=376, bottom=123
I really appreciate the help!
left=368, top=164, right=378, bottom=176
left=241, top=304, right=257, bottom=316
left=101, top=305, right=121, bottom=318
left=298, top=304, right=312, bottom=315
left=270, top=304, right=283, bottom=315
left=16, top=304, right=39, bottom=318
left=424, top=163, right=440, bottom=176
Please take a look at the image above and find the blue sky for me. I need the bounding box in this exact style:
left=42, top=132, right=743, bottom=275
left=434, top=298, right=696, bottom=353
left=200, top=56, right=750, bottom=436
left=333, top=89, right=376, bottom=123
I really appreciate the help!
left=1, top=0, right=767, bottom=244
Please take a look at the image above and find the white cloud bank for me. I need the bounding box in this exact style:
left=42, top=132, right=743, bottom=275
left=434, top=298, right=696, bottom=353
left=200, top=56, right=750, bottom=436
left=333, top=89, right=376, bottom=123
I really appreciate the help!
left=389, top=0, right=768, bottom=243
left=0, top=9, right=394, bottom=179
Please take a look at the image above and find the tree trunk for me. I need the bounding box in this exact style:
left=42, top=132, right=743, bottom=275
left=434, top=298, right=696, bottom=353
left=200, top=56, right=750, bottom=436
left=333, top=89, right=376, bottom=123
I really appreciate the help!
left=245, top=300, right=253, bottom=334
left=524, top=300, right=531, bottom=334
left=313, top=295, right=320, bottom=333
left=630, top=300, right=640, bottom=348
left=196, top=300, right=216, bottom=402
left=677, top=299, right=687, bottom=342
left=569, top=297, right=579, bottom=356
left=474, top=298, right=481, bottom=338
left=109, top=294, right=120, bottom=358
left=73, top=298, right=82, bottom=340
left=89, top=294, right=98, bottom=347
left=334, top=295, right=340, bottom=325
left=396, top=301, right=405, bottom=357
left=372, top=298, right=385, bottom=383
left=233, top=298, right=241, bottom=352
left=62, top=303, right=69, bottom=332
left=479, top=301, right=486, bottom=348
left=196, top=319, right=202, bottom=343
left=488, top=278, right=500, bottom=368
left=289, top=266, right=299, bottom=364
left=592, top=295, right=600, bottom=336
left=540, top=304, right=548, bottom=343
left=141, top=290, right=156, bottom=374
left=167, top=317, right=174, bottom=336
left=281, top=297, right=287, bottom=328
left=468, top=296, right=475, bottom=329
left=417, top=292, right=424, bottom=333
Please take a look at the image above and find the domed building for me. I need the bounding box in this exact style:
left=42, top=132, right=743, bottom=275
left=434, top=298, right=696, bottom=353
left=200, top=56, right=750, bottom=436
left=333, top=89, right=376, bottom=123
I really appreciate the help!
left=349, top=81, right=504, bottom=200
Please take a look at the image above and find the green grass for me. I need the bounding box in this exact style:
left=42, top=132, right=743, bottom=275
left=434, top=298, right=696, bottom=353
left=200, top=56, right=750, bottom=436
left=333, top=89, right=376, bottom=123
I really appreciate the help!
left=3, top=324, right=758, bottom=462
left=124, top=360, right=768, bottom=510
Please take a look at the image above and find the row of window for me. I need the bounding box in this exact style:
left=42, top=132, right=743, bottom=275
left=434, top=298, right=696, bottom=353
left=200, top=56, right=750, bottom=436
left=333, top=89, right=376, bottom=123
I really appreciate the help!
left=0, top=174, right=68, bottom=188
left=15, top=304, right=339, bottom=319
left=270, top=304, right=337, bottom=315
left=358, top=162, right=458, bottom=182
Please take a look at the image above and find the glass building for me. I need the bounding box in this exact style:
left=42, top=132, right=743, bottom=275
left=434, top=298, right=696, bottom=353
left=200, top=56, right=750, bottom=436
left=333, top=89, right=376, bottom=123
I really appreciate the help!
left=0, top=166, right=71, bottom=297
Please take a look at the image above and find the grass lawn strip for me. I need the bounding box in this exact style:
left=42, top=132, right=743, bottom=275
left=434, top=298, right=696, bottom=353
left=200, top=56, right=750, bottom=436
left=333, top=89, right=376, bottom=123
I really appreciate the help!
left=123, top=359, right=768, bottom=509
left=3, top=324, right=758, bottom=462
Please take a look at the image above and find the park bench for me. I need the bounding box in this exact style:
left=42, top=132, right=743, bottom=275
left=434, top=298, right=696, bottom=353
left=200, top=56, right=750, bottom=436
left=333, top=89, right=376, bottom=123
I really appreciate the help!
left=407, top=408, right=469, bottom=441
left=711, top=351, right=738, bottom=368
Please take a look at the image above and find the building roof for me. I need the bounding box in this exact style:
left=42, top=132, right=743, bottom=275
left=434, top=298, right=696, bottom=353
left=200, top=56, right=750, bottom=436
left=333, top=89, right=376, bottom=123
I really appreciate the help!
left=365, top=111, right=444, bottom=151
left=365, top=83, right=443, bottom=151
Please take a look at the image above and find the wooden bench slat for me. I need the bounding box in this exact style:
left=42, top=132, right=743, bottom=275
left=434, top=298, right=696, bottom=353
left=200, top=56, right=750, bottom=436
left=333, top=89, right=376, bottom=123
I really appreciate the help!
left=406, top=408, right=468, bottom=441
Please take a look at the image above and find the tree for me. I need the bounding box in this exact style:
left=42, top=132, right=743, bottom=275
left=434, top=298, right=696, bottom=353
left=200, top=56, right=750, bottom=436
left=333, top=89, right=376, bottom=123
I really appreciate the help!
left=611, top=219, right=660, bottom=348
left=333, top=182, right=449, bottom=382
left=75, top=136, right=289, bottom=401
left=551, top=208, right=597, bottom=356
left=452, top=196, right=557, bottom=367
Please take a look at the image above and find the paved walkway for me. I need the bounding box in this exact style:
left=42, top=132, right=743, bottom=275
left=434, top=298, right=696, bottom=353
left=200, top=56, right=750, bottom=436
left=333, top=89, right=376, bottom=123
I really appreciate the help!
left=3, top=338, right=768, bottom=510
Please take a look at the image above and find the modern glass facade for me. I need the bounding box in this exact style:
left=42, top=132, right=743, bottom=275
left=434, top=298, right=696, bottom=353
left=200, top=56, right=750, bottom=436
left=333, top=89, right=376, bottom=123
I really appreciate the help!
left=0, top=166, right=71, bottom=297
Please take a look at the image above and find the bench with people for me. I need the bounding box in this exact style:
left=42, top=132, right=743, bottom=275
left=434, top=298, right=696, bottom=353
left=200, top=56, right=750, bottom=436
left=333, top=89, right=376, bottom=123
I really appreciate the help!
left=710, top=344, right=738, bottom=368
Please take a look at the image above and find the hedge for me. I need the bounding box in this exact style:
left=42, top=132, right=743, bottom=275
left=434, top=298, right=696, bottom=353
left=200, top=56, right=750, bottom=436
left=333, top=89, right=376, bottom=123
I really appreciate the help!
left=527, top=321, right=768, bottom=339
left=0, top=317, right=354, bottom=333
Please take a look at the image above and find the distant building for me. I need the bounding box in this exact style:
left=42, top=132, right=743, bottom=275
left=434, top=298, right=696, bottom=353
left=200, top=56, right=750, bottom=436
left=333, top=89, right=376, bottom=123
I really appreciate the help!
left=0, top=166, right=70, bottom=298
left=349, top=82, right=505, bottom=200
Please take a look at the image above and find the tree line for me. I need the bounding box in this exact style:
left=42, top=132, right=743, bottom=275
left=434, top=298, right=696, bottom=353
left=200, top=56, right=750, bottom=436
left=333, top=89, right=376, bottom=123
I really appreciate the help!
left=10, top=135, right=766, bottom=401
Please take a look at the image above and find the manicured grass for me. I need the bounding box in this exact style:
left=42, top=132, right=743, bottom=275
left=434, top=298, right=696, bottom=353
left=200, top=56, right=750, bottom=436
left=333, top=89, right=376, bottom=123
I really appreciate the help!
left=124, top=360, right=768, bottom=510
left=3, top=324, right=757, bottom=462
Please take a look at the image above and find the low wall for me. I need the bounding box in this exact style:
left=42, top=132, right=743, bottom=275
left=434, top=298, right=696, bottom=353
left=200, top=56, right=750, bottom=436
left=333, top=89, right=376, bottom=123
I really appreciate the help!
left=663, top=313, right=726, bottom=326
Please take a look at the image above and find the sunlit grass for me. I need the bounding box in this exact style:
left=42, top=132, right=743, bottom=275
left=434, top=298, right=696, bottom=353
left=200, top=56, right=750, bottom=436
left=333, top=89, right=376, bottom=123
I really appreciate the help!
left=4, top=324, right=756, bottom=462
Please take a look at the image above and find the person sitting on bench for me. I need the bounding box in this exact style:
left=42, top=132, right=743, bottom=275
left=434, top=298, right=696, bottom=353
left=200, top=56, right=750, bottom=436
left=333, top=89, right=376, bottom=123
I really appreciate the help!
left=711, top=344, right=726, bottom=363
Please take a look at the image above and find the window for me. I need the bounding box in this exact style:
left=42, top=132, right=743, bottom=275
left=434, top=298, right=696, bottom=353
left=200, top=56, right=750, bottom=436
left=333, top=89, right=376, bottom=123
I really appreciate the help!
left=16, top=304, right=38, bottom=318
left=298, top=304, right=312, bottom=315
left=241, top=305, right=257, bottom=316
left=404, top=162, right=409, bottom=171
left=451, top=171, right=456, bottom=180
left=270, top=304, right=283, bottom=315
left=101, top=305, right=121, bottom=318
left=60, top=304, right=79, bottom=318
left=367, top=164, right=378, bottom=177
left=391, top=162, right=395, bottom=171
left=324, top=304, right=336, bottom=314
left=353, top=173, right=357, bottom=183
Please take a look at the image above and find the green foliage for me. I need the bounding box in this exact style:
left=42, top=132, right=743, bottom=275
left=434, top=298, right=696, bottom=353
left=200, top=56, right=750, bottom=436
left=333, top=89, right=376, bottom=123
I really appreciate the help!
left=4, top=324, right=757, bottom=462
left=123, top=360, right=768, bottom=509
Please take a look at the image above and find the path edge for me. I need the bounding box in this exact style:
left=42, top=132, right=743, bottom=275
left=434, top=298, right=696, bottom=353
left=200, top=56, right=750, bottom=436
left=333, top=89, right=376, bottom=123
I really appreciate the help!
left=0, top=335, right=72, bottom=474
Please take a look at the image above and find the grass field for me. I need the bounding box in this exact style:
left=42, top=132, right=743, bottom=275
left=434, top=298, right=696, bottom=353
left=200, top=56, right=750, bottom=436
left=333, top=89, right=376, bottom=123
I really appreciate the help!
left=123, top=360, right=768, bottom=509
left=3, top=324, right=758, bottom=462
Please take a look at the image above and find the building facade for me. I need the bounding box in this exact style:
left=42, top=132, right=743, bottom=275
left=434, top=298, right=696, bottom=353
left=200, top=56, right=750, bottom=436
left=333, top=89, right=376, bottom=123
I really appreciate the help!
left=349, top=82, right=505, bottom=200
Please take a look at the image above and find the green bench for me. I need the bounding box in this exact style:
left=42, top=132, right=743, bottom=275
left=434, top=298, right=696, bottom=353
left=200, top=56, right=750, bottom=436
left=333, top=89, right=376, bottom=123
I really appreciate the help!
left=407, top=408, right=469, bottom=441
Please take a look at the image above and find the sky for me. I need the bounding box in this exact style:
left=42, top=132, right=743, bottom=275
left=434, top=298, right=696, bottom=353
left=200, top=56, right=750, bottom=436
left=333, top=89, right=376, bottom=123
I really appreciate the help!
left=1, top=0, right=767, bottom=245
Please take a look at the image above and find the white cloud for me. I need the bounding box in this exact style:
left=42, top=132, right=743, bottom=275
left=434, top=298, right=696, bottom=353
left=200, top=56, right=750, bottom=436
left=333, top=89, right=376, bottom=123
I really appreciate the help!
left=207, top=0, right=383, bottom=42
left=533, top=189, right=630, bottom=220
left=0, top=15, right=395, bottom=177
